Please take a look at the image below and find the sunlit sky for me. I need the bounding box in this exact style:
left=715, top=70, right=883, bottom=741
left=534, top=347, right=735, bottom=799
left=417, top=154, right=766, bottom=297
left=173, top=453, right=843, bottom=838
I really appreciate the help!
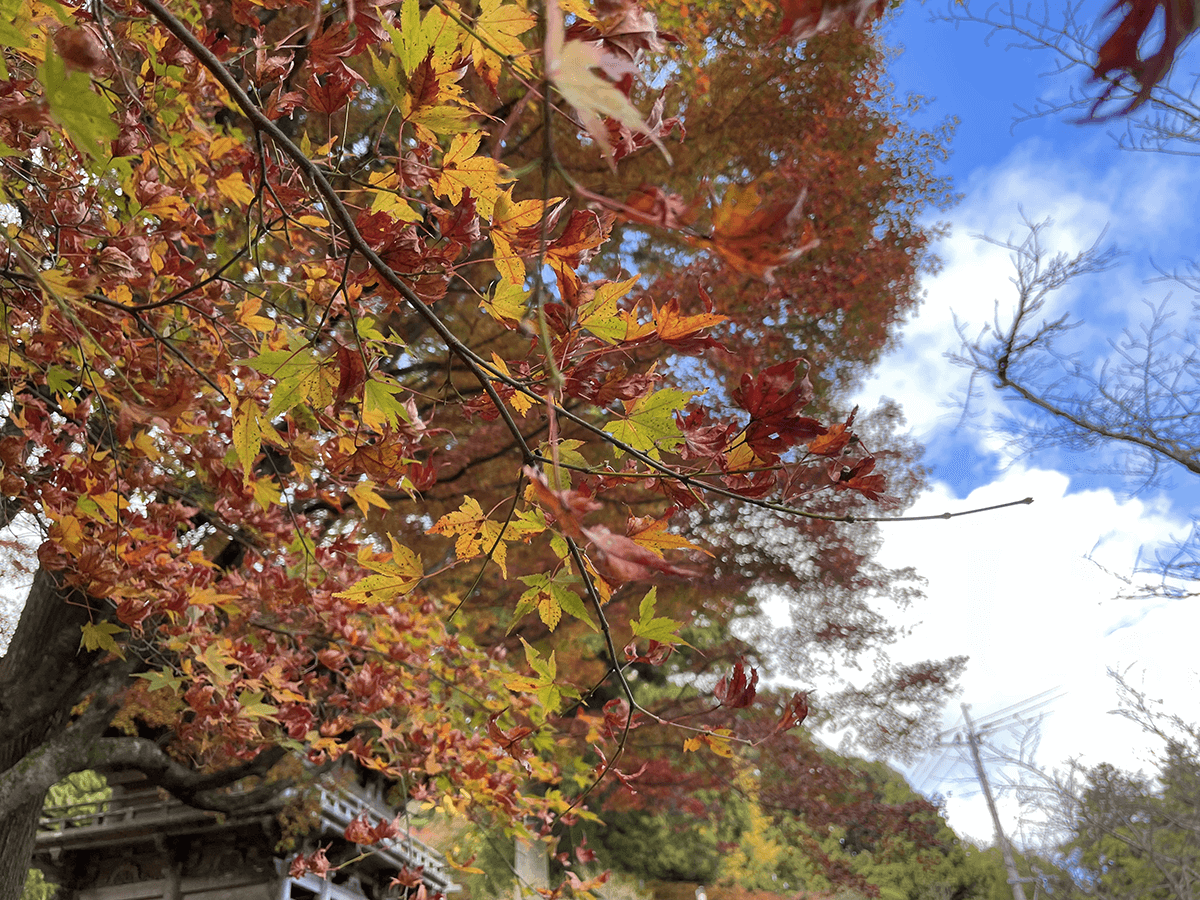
left=844, top=0, right=1200, bottom=846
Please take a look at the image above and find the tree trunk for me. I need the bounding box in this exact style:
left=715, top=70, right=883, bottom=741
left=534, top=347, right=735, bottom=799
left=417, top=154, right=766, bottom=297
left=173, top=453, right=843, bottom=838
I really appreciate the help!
left=0, top=569, right=101, bottom=898
left=0, top=794, right=44, bottom=900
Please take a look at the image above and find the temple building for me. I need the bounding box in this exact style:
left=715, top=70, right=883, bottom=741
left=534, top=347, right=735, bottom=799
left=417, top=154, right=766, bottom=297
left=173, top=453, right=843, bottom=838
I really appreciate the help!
left=32, top=768, right=458, bottom=900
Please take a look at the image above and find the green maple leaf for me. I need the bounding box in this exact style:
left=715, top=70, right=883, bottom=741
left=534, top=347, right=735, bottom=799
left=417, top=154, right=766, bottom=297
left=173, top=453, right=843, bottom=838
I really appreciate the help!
left=513, top=572, right=596, bottom=633
left=240, top=343, right=334, bottom=417
left=631, top=587, right=685, bottom=645
left=38, top=52, right=117, bottom=163
left=605, top=388, right=701, bottom=459
left=232, top=403, right=262, bottom=485
left=362, top=378, right=410, bottom=431
left=383, top=0, right=430, bottom=78
left=237, top=690, right=280, bottom=722
left=134, top=667, right=184, bottom=694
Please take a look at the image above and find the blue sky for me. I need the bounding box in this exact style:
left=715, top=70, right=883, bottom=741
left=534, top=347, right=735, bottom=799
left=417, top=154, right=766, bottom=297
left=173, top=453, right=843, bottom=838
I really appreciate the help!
left=838, top=0, right=1200, bottom=845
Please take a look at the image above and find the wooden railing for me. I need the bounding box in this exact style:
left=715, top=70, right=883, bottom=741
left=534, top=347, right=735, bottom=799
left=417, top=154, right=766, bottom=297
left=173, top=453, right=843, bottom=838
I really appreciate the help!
left=38, top=787, right=225, bottom=835
left=309, top=783, right=456, bottom=891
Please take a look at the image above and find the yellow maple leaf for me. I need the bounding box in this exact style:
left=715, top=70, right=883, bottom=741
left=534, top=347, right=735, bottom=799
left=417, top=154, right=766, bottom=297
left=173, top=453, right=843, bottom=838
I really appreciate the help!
left=349, top=480, right=391, bottom=517
left=337, top=536, right=423, bottom=603
left=489, top=192, right=564, bottom=284
left=429, top=496, right=509, bottom=575
left=467, top=0, right=536, bottom=92
left=38, top=268, right=94, bottom=302
left=653, top=298, right=729, bottom=342
left=432, top=131, right=513, bottom=220
left=50, top=514, right=83, bottom=552
left=368, top=171, right=423, bottom=222
left=216, top=173, right=256, bottom=206
left=627, top=515, right=710, bottom=558
left=236, top=295, right=276, bottom=334
left=252, top=477, right=281, bottom=511
left=490, top=353, right=534, bottom=415
left=481, top=280, right=529, bottom=323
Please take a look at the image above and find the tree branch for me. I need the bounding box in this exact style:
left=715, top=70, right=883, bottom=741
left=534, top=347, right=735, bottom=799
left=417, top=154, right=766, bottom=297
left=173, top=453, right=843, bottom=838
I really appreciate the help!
left=88, top=740, right=291, bottom=812
left=135, top=0, right=537, bottom=469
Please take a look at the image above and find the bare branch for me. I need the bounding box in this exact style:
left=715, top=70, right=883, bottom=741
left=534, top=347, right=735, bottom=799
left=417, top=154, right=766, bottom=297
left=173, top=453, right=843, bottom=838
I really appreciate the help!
left=952, top=216, right=1200, bottom=592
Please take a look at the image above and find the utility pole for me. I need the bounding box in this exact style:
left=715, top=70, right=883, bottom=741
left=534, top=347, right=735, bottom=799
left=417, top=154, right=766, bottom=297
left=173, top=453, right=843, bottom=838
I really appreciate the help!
left=962, top=703, right=1027, bottom=900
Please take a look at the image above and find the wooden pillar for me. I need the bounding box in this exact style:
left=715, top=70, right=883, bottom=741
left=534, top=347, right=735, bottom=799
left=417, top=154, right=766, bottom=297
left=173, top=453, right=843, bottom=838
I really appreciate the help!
left=513, top=835, right=548, bottom=900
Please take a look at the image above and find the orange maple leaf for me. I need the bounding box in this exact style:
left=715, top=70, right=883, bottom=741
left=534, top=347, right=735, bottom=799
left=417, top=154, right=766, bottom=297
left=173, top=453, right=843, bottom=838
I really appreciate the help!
left=693, top=180, right=820, bottom=283
left=653, top=297, right=728, bottom=352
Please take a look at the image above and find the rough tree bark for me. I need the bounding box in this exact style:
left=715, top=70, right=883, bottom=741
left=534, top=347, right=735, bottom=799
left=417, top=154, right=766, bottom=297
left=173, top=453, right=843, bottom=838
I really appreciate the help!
left=0, top=569, right=100, bottom=899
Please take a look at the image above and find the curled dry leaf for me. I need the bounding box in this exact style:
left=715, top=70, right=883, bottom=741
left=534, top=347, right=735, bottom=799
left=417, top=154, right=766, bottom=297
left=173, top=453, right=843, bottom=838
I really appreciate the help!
left=595, top=745, right=649, bottom=792
left=601, top=696, right=643, bottom=737
left=344, top=812, right=400, bottom=844
left=569, top=0, right=665, bottom=61
left=289, top=847, right=332, bottom=878
left=807, top=406, right=858, bottom=457
left=623, top=184, right=695, bottom=230
left=714, top=660, right=759, bottom=709
left=829, top=455, right=888, bottom=502
left=604, top=95, right=684, bottom=163
left=487, top=709, right=534, bottom=759
left=624, top=638, right=674, bottom=665
left=523, top=465, right=602, bottom=541
left=773, top=691, right=810, bottom=734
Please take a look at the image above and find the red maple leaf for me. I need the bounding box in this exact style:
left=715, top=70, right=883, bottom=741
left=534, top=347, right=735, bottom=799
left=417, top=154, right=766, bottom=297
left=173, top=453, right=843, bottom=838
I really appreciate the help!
left=775, top=0, right=887, bottom=41
left=829, top=456, right=888, bottom=502
left=732, top=360, right=827, bottom=461
left=583, top=525, right=701, bottom=584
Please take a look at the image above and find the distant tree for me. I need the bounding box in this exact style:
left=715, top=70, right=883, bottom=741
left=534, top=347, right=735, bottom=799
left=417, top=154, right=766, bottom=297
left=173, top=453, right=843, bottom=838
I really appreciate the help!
left=996, top=671, right=1200, bottom=900
left=953, top=217, right=1200, bottom=597
left=547, top=706, right=990, bottom=900
left=22, top=772, right=111, bottom=899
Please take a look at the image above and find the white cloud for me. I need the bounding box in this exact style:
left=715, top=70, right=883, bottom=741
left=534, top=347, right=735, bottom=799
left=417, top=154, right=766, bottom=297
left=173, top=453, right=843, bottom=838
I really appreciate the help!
left=860, top=135, right=1200, bottom=463
left=877, top=465, right=1199, bottom=845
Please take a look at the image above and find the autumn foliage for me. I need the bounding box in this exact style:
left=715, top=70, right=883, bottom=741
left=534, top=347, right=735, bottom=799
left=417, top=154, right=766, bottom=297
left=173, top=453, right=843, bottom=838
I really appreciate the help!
left=0, top=0, right=964, bottom=891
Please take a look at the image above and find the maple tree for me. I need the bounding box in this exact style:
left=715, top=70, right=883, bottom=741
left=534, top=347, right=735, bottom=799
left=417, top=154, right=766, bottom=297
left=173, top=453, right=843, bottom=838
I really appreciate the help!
left=0, top=0, right=976, bottom=893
